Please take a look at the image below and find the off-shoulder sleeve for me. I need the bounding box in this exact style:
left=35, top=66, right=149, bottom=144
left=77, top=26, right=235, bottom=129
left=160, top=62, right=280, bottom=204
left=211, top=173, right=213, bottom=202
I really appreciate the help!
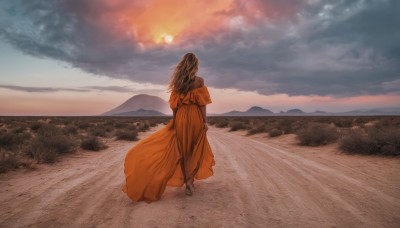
left=168, top=90, right=179, bottom=109
left=195, top=86, right=212, bottom=106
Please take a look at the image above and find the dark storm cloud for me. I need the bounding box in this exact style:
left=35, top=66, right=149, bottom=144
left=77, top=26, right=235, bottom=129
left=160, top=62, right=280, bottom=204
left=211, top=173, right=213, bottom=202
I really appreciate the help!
left=0, top=0, right=399, bottom=96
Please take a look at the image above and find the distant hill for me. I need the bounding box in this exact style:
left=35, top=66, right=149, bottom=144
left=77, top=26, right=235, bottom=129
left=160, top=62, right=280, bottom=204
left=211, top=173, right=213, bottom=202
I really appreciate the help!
left=340, top=107, right=400, bottom=115
left=217, top=106, right=400, bottom=116
left=111, top=109, right=165, bottom=116
left=285, top=108, right=305, bottom=115
left=222, top=110, right=243, bottom=116
left=220, top=106, right=274, bottom=116
left=102, top=94, right=169, bottom=116
left=275, top=109, right=305, bottom=116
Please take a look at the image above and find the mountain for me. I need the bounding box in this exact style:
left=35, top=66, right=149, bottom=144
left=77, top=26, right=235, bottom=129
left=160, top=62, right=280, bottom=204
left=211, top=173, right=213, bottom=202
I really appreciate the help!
left=273, top=108, right=306, bottom=116
left=102, top=94, right=169, bottom=116
left=111, top=109, right=165, bottom=116
left=220, top=106, right=274, bottom=116
left=246, top=106, right=274, bottom=115
left=218, top=106, right=400, bottom=116
left=311, top=110, right=328, bottom=115
left=222, top=110, right=243, bottom=116
left=285, top=108, right=305, bottom=115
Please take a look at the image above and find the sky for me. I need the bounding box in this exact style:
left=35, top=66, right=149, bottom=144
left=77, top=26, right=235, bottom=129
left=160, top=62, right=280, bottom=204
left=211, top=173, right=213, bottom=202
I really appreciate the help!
left=0, top=0, right=399, bottom=115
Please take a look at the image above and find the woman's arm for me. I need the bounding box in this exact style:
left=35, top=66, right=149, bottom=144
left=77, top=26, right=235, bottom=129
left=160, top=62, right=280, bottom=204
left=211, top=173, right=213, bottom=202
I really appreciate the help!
left=199, top=105, right=208, bottom=132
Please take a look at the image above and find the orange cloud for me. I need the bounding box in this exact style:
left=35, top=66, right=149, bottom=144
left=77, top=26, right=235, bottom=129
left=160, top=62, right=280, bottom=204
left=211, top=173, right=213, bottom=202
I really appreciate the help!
left=79, top=0, right=283, bottom=46
left=117, top=0, right=235, bottom=45
left=65, top=0, right=301, bottom=47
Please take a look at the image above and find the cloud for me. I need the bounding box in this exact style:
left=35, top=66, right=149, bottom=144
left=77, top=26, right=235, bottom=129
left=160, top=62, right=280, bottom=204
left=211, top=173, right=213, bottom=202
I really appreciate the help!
left=0, top=84, right=89, bottom=93
left=83, top=86, right=135, bottom=93
left=0, top=84, right=160, bottom=93
left=0, top=0, right=399, bottom=97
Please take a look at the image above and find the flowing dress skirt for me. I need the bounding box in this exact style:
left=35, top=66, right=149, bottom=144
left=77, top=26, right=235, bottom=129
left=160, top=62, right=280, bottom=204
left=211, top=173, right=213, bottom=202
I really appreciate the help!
left=122, top=103, right=215, bottom=202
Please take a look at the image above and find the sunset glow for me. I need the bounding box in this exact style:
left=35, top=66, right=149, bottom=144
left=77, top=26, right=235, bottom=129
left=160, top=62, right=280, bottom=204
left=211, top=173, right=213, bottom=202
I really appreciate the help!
left=116, top=0, right=237, bottom=45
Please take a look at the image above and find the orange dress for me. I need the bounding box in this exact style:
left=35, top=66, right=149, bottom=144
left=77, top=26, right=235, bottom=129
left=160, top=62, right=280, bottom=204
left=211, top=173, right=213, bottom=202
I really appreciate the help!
left=122, top=85, right=215, bottom=203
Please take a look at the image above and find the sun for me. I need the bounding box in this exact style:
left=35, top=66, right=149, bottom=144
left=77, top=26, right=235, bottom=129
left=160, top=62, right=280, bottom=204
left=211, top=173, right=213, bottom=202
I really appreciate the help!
left=152, top=33, right=174, bottom=45
left=163, top=34, right=174, bottom=44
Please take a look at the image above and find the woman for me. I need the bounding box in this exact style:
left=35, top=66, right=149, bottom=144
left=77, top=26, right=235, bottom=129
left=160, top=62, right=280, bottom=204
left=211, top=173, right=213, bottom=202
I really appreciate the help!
left=122, top=53, right=215, bottom=203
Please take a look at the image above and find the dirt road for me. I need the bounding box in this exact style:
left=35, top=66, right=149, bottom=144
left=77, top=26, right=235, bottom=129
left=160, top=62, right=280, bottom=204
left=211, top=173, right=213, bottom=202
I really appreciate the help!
left=0, top=125, right=399, bottom=227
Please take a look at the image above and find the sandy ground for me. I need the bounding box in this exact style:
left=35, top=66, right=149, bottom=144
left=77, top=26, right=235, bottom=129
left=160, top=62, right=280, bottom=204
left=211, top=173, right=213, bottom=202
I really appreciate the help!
left=0, top=125, right=399, bottom=228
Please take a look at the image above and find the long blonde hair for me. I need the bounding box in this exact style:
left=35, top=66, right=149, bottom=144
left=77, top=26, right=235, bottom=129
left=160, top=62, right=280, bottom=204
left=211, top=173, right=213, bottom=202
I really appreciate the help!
left=169, top=53, right=199, bottom=94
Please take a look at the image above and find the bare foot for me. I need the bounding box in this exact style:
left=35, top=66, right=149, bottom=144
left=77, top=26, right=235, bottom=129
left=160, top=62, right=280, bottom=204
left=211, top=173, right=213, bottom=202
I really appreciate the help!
left=185, top=185, right=193, bottom=196
left=186, top=178, right=195, bottom=195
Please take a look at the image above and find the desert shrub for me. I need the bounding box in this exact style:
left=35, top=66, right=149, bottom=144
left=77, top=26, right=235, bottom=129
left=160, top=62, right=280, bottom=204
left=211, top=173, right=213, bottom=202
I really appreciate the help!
left=0, top=133, right=20, bottom=150
left=207, top=118, right=217, bottom=126
left=89, top=126, right=107, bottom=137
left=103, top=125, right=114, bottom=132
left=138, top=122, right=150, bottom=132
left=11, top=124, right=27, bottom=134
left=115, top=130, right=138, bottom=141
left=37, top=124, right=62, bottom=137
left=149, top=120, right=158, bottom=127
left=353, top=117, right=369, bottom=127
left=277, top=119, right=294, bottom=134
left=368, top=127, right=400, bottom=155
left=333, top=118, right=353, bottom=128
left=80, top=137, right=108, bottom=151
left=126, top=125, right=137, bottom=131
left=339, top=129, right=375, bottom=155
left=77, top=122, right=90, bottom=130
left=0, top=156, right=19, bottom=173
left=247, top=125, right=267, bottom=135
left=291, top=120, right=306, bottom=133
left=63, top=125, right=78, bottom=136
left=25, top=135, right=76, bottom=163
left=296, top=122, right=338, bottom=146
left=0, top=132, right=31, bottom=150
left=30, top=122, right=44, bottom=131
left=215, top=120, right=229, bottom=128
left=374, top=118, right=400, bottom=129
left=235, top=118, right=250, bottom=124
left=269, top=129, right=283, bottom=138
left=229, top=121, right=248, bottom=131
left=339, top=127, right=400, bottom=156
left=115, top=122, right=126, bottom=129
